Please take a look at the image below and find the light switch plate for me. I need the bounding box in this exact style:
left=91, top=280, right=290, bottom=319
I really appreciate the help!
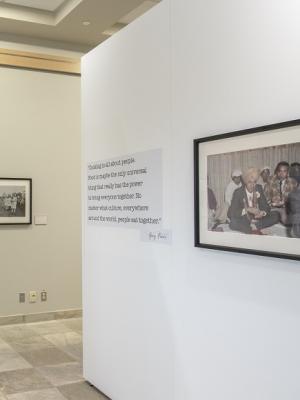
left=34, top=216, right=48, bottom=225
left=29, top=291, right=37, bottom=303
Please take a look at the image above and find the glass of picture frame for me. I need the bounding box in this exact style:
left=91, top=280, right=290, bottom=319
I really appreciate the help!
left=194, top=119, right=300, bottom=260
left=0, top=178, right=32, bottom=225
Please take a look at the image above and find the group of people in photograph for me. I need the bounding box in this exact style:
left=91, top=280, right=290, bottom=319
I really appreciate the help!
left=0, top=192, right=25, bottom=217
left=208, top=161, right=300, bottom=238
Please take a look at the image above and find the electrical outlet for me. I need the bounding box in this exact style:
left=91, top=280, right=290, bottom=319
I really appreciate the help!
left=19, top=293, right=25, bottom=303
left=29, top=291, right=37, bottom=303
left=41, top=290, right=47, bottom=302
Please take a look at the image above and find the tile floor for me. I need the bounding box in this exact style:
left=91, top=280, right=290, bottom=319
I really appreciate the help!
left=0, top=318, right=107, bottom=400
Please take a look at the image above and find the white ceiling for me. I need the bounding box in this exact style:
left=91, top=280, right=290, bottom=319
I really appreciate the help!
left=0, top=0, right=67, bottom=12
left=0, top=0, right=160, bottom=52
left=119, top=0, right=157, bottom=24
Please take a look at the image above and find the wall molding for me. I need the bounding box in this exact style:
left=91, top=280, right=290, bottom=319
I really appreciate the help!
left=0, top=308, right=82, bottom=326
left=0, top=48, right=81, bottom=75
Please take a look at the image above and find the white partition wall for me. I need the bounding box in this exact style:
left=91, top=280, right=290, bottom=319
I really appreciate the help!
left=82, top=2, right=174, bottom=399
left=82, top=1, right=300, bottom=399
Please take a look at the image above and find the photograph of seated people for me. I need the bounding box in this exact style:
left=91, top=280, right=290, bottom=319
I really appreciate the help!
left=228, top=167, right=280, bottom=234
left=207, top=143, right=300, bottom=237
left=0, top=189, right=26, bottom=218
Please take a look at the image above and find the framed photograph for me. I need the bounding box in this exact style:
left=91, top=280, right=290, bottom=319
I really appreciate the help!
left=194, top=119, right=300, bottom=260
left=0, top=178, right=32, bottom=225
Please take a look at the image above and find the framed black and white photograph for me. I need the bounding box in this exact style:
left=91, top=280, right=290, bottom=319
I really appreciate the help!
left=194, top=120, right=300, bottom=260
left=0, top=178, right=32, bottom=225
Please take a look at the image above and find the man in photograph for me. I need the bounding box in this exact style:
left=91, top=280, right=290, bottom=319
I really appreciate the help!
left=214, top=169, right=242, bottom=224
left=286, top=163, right=300, bottom=238
left=260, top=166, right=272, bottom=204
left=225, top=169, right=242, bottom=206
left=207, top=186, right=217, bottom=230
left=269, top=161, right=295, bottom=224
left=228, top=167, right=280, bottom=234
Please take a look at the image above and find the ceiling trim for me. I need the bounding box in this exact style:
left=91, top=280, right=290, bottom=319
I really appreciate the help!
left=0, top=0, right=83, bottom=25
left=0, top=33, right=90, bottom=53
left=55, top=0, right=82, bottom=24
left=0, top=2, right=53, bottom=24
left=2, top=0, right=67, bottom=12
left=0, top=48, right=81, bottom=74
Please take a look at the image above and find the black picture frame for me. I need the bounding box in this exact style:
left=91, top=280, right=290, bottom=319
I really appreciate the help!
left=194, top=119, right=300, bottom=261
left=0, top=178, right=32, bottom=225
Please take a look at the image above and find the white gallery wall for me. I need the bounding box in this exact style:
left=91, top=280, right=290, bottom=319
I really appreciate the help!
left=0, top=66, right=82, bottom=316
left=82, top=1, right=300, bottom=399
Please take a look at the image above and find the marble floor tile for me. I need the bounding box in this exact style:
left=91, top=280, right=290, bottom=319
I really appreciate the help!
left=29, top=322, right=72, bottom=336
left=44, top=332, right=82, bottom=349
left=7, top=388, right=67, bottom=399
left=0, top=342, right=32, bottom=373
left=60, top=344, right=82, bottom=362
left=0, top=368, right=52, bottom=395
left=0, top=340, right=15, bottom=354
left=0, top=318, right=84, bottom=398
left=19, top=348, right=75, bottom=368
left=7, top=336, right=54, bottom=354
left=38, top=362, right=83, bottom=386
left=61, top=319, right=82, bottom=334
left=0, top=326, right=37, bottom=342
left=0, top=350, right=32, bottom=373
left=58, top=382, right=108, bottom=400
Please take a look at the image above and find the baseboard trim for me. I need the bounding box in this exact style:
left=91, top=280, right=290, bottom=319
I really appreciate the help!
left=0, top=309, right=82, bottom=326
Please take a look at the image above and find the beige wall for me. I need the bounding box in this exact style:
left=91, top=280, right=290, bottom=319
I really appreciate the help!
left=0, top=66, right=81, bottom=316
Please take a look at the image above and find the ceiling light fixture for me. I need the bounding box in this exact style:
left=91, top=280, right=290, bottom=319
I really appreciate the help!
left=82, top=20, right=90, bottom=26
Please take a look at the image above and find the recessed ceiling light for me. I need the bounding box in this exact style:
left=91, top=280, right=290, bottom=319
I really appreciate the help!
left=82, top=21, right=91, bottom=26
